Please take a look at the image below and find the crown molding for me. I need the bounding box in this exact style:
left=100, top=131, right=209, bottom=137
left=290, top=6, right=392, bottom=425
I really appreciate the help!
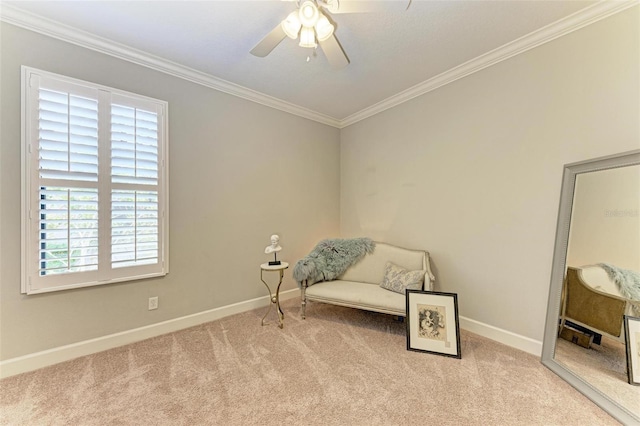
left=339, top=0, right=639, bottom=128
left=0, top=3, right=342, bottom=128
left=1, top=1, right=637, bottom=130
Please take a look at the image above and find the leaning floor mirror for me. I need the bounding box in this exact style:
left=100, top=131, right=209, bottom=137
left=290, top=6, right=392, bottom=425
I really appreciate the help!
left=542, top=149, right=640, bottom=425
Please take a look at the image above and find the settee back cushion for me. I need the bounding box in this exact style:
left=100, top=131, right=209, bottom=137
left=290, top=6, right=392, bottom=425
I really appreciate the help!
left=339, top=243, right=425, bottom=285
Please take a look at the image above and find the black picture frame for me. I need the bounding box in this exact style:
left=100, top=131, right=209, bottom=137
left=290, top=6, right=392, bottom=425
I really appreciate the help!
left=406, top=290, right=461, bottom=358
left=624, top=315, right=640, bottom=386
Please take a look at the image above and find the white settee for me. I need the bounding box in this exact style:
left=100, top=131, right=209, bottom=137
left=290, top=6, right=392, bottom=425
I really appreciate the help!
left=300, top=242, right=435, bottom=318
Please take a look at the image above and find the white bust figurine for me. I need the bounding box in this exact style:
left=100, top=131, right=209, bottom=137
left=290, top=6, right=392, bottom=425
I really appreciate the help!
left=265, top=234, right=282, bottom=254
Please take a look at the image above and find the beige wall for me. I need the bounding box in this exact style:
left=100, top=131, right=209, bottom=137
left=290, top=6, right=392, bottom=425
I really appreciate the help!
left=567, top=165, right=640, bottom=270
left=0, top=23, right=341, bottom=360
left=340, top=7, right=639, bottom=341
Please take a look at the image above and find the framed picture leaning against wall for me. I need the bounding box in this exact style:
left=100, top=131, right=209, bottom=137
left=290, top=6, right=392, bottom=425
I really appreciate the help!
left=406, top=290, right=461, bottom=359
left=624, top=315, right=640, bottom=386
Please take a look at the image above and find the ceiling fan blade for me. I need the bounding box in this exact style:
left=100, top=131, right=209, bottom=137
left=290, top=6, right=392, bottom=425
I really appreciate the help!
left=319, top=34, right=349, bottom=70
left=250, top=24, right=287, bottom=57
left=321, top=0, right=410, bottom=14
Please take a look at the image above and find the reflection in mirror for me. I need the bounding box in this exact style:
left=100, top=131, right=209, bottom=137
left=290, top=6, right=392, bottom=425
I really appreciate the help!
left=542, top=150, right=640, bottom=425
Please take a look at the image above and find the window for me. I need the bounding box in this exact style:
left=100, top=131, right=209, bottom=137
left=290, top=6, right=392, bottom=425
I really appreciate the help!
left=21, top=67, right=169, bottom=294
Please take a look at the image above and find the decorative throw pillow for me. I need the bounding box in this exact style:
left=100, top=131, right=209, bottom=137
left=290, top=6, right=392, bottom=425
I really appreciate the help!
left=380, top=262, right=424, bottom=294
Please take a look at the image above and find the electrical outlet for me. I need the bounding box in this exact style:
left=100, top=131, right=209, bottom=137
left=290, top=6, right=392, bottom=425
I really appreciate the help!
left=148, top=296, right=158, bottom=310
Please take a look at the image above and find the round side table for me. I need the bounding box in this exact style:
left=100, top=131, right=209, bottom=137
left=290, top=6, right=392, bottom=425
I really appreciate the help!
left=260, top=262, right=289, bottom=329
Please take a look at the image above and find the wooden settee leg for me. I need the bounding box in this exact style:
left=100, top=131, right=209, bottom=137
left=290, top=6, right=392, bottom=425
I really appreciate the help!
left=301, top=279, right=307, bottom=319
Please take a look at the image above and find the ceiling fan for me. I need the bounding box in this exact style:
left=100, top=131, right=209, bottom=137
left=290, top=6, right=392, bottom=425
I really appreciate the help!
left=250, top=0, right=410, bottom=70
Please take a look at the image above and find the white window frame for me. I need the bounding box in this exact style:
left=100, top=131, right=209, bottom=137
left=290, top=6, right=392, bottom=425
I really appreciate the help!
left=21, top=66, right=169, bottom=294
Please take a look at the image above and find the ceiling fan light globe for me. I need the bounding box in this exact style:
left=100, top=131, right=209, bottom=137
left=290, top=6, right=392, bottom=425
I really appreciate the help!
left=281, top=11, right=302, bottom=39
left=299, top=0, right=320, bottom=27
left=299, top=26, right=317, bottom=48
left=315, top=15, right=334, bottom=41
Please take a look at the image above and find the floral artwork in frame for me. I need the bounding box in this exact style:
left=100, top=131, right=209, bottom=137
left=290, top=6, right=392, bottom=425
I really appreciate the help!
left=624, top=315, right=640, bottom=386
left=406, top=290, right=461, bottom=359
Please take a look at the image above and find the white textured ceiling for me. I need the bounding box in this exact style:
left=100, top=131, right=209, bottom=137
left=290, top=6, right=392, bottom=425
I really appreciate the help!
left=2, top=0, right=605, bottom=123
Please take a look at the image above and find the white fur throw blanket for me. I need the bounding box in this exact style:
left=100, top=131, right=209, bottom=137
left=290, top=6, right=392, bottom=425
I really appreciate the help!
left=599, top=263, right=640, bottom=317
left=294, top=238, right=375, bottom=287
left=599, top=263, right=640, bottom=301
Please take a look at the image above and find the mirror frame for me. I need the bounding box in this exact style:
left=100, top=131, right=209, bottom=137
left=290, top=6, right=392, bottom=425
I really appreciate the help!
left=541, top=149, right=640, bottom=425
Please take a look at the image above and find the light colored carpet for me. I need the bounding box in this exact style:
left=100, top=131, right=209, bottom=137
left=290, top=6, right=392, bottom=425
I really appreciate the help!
left=0, top=299, right=619, bottom=425
left=556, top=335, right=639, bottom=418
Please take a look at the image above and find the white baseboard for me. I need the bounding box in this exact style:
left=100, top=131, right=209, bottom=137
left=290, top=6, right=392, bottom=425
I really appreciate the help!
left=1, top=292, right=542, bottom=379
left=0, top=289, right=300, bottom=379
left=459, top=315, right=543, bottom=356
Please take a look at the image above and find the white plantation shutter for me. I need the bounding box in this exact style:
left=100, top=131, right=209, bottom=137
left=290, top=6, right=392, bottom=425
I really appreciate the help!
left=38, top=187, right=99, bottom=276
left=111, top=190, right=159, bottom=269
left=111, top=105, right=159, bottom=185
left=109, top=97, right=162, bottom=275
left=38, top=89, right=99, bottom=182
left=22, top=67, right=168, bottom=294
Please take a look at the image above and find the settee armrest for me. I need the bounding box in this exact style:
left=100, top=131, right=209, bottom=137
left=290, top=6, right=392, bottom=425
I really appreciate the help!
left=423, top=252, right=436, bottom=291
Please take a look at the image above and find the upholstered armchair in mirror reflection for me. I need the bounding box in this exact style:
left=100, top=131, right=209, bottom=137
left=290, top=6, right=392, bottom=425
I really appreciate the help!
left=560, top=266, right=640, bottom=342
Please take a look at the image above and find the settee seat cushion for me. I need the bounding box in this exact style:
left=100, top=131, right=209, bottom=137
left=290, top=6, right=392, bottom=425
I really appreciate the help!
left=305, top=280, right=406, bottom=315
